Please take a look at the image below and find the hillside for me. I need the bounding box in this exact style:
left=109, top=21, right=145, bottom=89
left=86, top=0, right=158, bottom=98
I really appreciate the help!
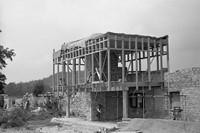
left=4, top=71, right=84, bottom=97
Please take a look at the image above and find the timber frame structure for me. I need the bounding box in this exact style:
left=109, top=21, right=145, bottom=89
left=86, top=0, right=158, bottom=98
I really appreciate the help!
left=52, top=32, right=169, bottom=119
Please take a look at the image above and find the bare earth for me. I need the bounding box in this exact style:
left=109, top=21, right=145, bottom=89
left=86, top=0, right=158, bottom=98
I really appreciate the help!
left=1, top=118, right=200, bottom=133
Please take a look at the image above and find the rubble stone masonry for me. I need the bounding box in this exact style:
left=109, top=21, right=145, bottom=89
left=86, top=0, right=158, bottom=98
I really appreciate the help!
left=165, top=67, right=200, bottom=122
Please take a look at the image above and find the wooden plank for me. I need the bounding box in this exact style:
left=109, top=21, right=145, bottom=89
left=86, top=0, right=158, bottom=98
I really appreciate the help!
left=124, top=82, right=160, bottom=87
left=122, top=38, right=125, bottom=90
left=147, top=37, right=151, bottom=90
left=52, top=49, right=55, bottom=93
left=131, top=52, right=133, bottom=75
left=78, top=58, right=81, bottom=84
left=72, top=59, right=76, bottom=94
left=156, top=39, right=159, bottom=71
left=57, top=64, right=59, bottom=96
left=84, top=55, right=87, bottom=86
left=62, top=61, right=66, bottom=95
left=160, top=39, right=163, bottom=90
left=166, top=36, right=170, bottom=73
left=135, top=37, right=138, bottom=90
left=92, top=53, right=94, bottom=91
left=139, top=51, right=141, bottom=71
left=66, top=60, right=70, bottom=117
left=107, top=48, right=111, bottom=91
left=99, top=50, right=102, bottom=91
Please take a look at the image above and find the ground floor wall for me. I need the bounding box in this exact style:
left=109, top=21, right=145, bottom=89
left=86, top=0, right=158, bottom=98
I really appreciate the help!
left=169, top=86, right=200, bottom=122
left=85, top=87, right=169, bottom=121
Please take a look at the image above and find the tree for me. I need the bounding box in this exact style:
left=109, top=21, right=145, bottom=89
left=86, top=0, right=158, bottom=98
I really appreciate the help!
left=0, top=45, right=15, bottom=94
left=33, top=81, right=45, bottom=97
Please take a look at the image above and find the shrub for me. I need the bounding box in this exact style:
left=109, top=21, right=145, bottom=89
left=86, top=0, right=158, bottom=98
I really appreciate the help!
left=0, top=107, right=29, bottom=128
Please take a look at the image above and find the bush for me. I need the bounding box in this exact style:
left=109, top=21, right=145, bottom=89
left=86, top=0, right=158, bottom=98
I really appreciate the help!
left=33, top=81, right=45, bottom=97
left=0, top=107, right=29, bottom=128
left=28, top=111, right=52, bottom=121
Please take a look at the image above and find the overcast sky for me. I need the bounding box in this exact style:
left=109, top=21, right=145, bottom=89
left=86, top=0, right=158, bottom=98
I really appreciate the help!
left=1, top=0, right=200, bottom=83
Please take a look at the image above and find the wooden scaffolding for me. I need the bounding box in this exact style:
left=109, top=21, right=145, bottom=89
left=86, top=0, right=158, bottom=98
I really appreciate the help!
left=52, top=32, right=169, bottom=118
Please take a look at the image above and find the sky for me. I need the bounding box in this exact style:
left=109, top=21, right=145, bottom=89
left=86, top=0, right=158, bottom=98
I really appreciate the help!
left=0, top=0, right=200, bottom=83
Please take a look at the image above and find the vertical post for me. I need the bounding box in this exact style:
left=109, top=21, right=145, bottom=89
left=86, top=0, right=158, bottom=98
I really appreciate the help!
left=78, top=58, right=81, bottom=84
left=131, top=52, right=134, bottom=75
left=122, top=43, right=125, bottom=88
left=62, top=61, right=66, bottom=96
left=135, top=37, right=138, bottom=90
left=166, top=36, right=170, bottom=76
left=84, top=55, right=87, bottom=92
left=139, top=37, right=144, bottom=72
left=72, top=59, right=76, bottom=94
left=66, top=60, right=70, bottom=117
left=139, top=52, right=141, bottom=71
left=166, top=36, right=171, bottom=117
left=52, top=49, right=55, bottom=93
left=57, top=64, right=59, bottom=96
left=160, top=39, right=163, bottom=90
left=122, top=36, right=128, bottom=119
left=107, top=40, right=111, bottom=91
left=147, top=37, right=151, bottom=90
left=92, top=53, right=94, bottom=91
left=156, top=40, right=160, bottom=71
left=99, top=51, right=102, bottom=81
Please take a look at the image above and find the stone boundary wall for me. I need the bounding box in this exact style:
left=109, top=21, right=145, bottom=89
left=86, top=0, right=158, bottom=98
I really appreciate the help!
left=164, top=67, right=200, bottom=122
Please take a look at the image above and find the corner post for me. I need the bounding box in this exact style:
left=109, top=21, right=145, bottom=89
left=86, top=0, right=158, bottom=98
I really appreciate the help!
left=66, top=60, right=70, bottom=118
left=147, top=37, right=151, bottom=90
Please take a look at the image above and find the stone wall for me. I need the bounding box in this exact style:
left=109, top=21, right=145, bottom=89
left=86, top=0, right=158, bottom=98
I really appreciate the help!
left=164, top=67, right=200, bottom=122
left=69, top=67, right=200, bottom=122
left=70, top=89, right=168, bottom=121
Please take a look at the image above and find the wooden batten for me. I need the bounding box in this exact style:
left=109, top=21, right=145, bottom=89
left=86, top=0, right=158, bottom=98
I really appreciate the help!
left=72, top=59, right=76, bottom=94
left=139, top=51, right=141, bottom=71
left=156, top=39, right=160, bottom=71
left=107, top=48, right=111, bottom=91
left=53, top=33, right=169, bottom=94
left=57, top=64, right=59, bottom=96
left=78, top=58, right=81, bottom=84
left=62, top=61, right=66, bottom=95
left=166, top=36, right=170, bottom=73
left=52, top=63, right=55, bottom=93
left=99, top=50, right=102, bottom=91
left=84, top=55, right=87, bottom=84
left=147, top=37, right=151, bottom=90
left=135, top=37, right=138, bottom=90
left=66, top=60, right=70, bottom=118
left=159, top=39, right=163, bottom=90
left=92, top=53, right=94, bottom=91
left=131, top=52, right=134, bottom=75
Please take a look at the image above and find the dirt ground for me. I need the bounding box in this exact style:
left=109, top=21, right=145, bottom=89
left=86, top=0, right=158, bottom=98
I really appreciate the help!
left=1, top=118, right=200, bottom=133
left=0, top=118, right=59, bottom=133
left=0, top=118, right=115, bottom=133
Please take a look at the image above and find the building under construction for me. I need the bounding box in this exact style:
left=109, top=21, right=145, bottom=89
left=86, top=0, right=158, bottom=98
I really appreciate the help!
left=52, top=32, right=169, bottom=121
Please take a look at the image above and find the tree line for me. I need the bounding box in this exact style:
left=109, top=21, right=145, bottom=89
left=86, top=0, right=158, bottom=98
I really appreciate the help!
left=4, top=78, right=52, bottom=97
